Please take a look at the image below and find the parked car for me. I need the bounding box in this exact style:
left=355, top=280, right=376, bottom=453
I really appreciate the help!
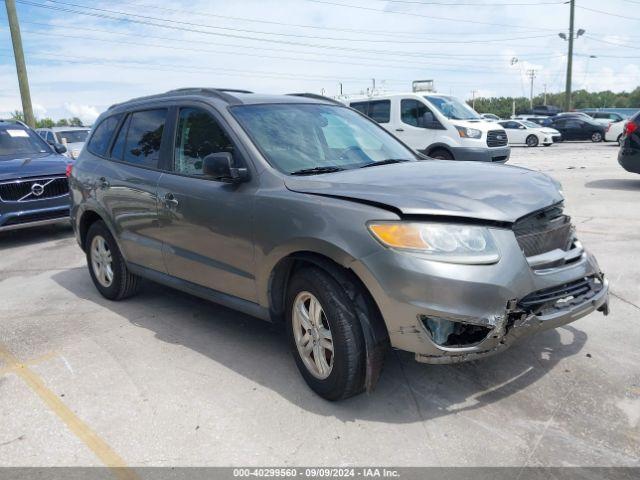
left=549, top=117, right=606, bottom=142
left=480, top=113, right=500, bottom=122
left=0, top=120, right=71, bottom=232
left=584, top=111, right=625, bottom=125
left=512, top=115, right=554, bottom=127
left=498, top=120, right=560, bottom=146
left=344, top=93, right=510, bottom=162
left=531, top=105, right=562, bottom=116
left=555, top=112, right=593, bottom=120
left=70, top=88, right=609, bottom=400
left=605, top=120, right=628, bottom=146
left=36, top=126, right=90, bottom=159
left=618, top=112, right=640, bottom=174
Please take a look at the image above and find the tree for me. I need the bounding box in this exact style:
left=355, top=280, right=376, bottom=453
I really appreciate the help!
left=36, top=118, right=55, bottom=128
left=56, top=118, right=70, bottom=127
left=69, top=117, right=83, bottom=127
left=10, top=110, right=24, bottom=122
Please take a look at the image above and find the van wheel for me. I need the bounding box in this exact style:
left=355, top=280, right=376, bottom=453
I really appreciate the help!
left=591, top=132, right=603, bottom=142
left=286, top=267, right=366, bottom=401
left=86, top=221, right=140, bottom=301
left=429, top=149, right=453, bottom=160
left=526, top=135, right=539, bottom=147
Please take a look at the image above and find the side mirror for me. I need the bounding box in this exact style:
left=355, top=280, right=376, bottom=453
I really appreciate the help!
left=202, top=152, right=249, bottom=183
left=420, top=111, right=444, bottom=129
left=53, top=142, right=67, bottom=154
left=519, top=125, right=526, bottom=129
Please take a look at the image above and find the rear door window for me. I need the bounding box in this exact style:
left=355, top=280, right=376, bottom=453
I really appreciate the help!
left=87, top=114, right=122, bottom=157
left=122, top=109, right=167, bottom=168
left=401, top=99, right=431, bottom=127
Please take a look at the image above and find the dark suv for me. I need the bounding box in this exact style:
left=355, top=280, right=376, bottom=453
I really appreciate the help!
left=618, top=112, right=640, bottom=174
left=0, top=120, right=71, bottom=232
left=70, top=88, right=608, bottom=400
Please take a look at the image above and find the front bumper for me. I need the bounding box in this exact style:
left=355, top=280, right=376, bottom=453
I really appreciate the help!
left=351, top=228, right=609, bottom=364
left=0, top=202, right=70, bottom=232
left=449, top=146, right=510, bottom=163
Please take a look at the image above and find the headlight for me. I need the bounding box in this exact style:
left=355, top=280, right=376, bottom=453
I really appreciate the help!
left=454, top=126, right=482, bottom=139
left=368, top=222, right=500, bottom=264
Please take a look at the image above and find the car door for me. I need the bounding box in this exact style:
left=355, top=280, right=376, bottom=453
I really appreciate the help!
left=499, top=121, right=525, bottom=144
left=392, top=98, right=438, bottom=151
left=155, top=104, right=257, bottom=302
left=91, top=108, right=170, bottom=273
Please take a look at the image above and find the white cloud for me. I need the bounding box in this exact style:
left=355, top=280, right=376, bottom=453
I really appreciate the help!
left=63, top=103, right=100, bottom=125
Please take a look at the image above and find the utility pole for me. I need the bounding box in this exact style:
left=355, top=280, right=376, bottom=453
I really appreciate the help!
left=5, top=0, right=35, bottom=127
left=564, top=0, right=575, bottom=111
left=543, top=84, right=547, bottom=106
left=527, top=69, right=536, bottom=111
left=471, top=90, right=477, bottom=110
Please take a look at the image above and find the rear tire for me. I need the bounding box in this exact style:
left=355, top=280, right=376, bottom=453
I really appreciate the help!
left=86, top=221, right=140, bottom=301
left=526, top=135, right=539, bottom=147
left=286, top=267, right=366, bottom=401
left=591, top=132, right=603, bottom=142
left=428, top=149, right=454, bottom=160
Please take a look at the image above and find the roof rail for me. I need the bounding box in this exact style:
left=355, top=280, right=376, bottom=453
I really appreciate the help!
left=287, top=93, right=343, bottom=105
left=108, top=87, right=253, bottom=110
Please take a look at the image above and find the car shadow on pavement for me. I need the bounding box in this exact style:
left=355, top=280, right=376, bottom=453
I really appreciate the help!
left=0, top=223, right=74, bottom=249
left=52, top=268, right=588, bottom=424
left=585, top=178, right=640, bottom=191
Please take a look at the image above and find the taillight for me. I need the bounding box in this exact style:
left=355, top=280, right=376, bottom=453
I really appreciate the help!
left=625, top=122, right=638, bottom=136
left=65, top=164, right=73, bottom=177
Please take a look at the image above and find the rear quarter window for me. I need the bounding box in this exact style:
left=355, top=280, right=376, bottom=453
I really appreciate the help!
left=87, top=114, right=122, bottom=157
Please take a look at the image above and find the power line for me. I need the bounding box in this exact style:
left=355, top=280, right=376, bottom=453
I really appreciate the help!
left=19, top=0, right=553, bottom=44
left=304, top=0, right=557, bottom=31
left=577, top=5, right=640, bottom=20
left=370, top=0, right=564, bottom=5
left=14, top=1, right=556, bottom=58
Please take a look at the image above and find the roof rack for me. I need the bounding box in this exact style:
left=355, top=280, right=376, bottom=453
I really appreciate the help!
left=287, top=93, right=343, bottom=105
left=108, top=88, right=254, bottom=110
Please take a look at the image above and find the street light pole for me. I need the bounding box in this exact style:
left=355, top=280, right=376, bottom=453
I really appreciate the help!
left=564, top=0, right=575, bottom=111
left=5, top=0, right=35, bottom=127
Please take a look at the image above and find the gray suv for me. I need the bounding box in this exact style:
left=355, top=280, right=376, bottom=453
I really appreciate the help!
left=70, top=88, right=609, bottom=400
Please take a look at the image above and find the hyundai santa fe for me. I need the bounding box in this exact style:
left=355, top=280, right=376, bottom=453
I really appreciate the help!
left=69, top=88, right=609, bottom=400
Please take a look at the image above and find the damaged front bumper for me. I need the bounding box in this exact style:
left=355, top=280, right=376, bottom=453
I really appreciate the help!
left=352, top=228, right=609, bottom=365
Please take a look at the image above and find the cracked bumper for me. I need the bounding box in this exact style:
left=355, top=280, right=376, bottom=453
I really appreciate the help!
left=350, top=228, right=609, bottom=364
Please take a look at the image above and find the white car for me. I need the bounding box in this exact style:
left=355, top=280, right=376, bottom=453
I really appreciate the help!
left=498, top=120, right=560, bottom=147
left=605, top=120, right=627, bottom=145
left=343, top=92, right=510, bottom=162
left=36, top=126, right=90, bottom=159
left=480, top=113, right=501, bottom=122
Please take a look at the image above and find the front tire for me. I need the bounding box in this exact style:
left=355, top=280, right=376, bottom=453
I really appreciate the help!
left=428, top=148, right=454, bottom=160
left=86, top=221, right=140, bottom=301
left=526, top=135, right=539, bottom=147
left=591, top=132, right=603, bottom=142
left=286, top=267, right=366, bottom=400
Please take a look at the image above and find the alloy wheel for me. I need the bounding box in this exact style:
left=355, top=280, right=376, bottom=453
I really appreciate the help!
left=90, top=235, right=114, bottom=288
left=292, top=291, right=334, bottom=379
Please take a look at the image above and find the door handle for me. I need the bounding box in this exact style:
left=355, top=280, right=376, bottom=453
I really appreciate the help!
left=98, top=177, right=110, bottom=189
left=163, top=192, right=179, bottom=208
left=395, top=128, right=404, bottom=132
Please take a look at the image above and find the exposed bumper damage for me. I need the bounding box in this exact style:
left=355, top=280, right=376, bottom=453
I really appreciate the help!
left=415, top=273, right=609, bottom=364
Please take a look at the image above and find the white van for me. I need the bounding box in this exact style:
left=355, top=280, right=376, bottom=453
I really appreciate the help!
left=343, top=92, right=510, bottom=163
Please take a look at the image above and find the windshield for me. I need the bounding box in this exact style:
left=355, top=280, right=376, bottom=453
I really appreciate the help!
left=521, top=121, right=540, bottom=128
left=424, top=95, right=481, bottom=120
left=0, top=125, right=51, bottom=159
left=231, top=103, right=416, bottom=174
left=57, top=129, right=89, bottom=143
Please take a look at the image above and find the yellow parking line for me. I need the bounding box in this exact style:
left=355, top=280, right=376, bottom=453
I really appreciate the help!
left=0, top=344, right=138, bottom=480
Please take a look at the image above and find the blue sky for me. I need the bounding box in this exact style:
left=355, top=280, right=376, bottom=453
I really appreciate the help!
left=0, top=0, right=638, bottom=123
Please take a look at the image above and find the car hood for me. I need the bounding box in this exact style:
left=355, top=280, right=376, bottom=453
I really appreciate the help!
left=285, top=161, right=563, bottom=223
left=0, top=153, right=70, bottom=182
left=448, top=119, right=504, bottom=132
left=540, top=128, right=560, bottom=134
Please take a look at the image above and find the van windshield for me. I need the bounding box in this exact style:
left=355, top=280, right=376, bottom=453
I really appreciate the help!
left=231, top=103, right=416, bottom=174
left=424, top=95, right=481, bottom=120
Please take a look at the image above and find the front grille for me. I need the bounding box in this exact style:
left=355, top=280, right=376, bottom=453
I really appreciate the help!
left=513, top=203, right=574, bottom=257
left=487, top=129, right=508, bottom=147
left=0, top=176, right=69, bottom=202
left=3, top=208, right=70, bottom=226
left=519, top=276, right=603, bottom=315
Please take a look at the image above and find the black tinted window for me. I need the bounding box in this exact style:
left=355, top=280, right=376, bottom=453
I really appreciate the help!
left=122, top=109, right=166, bottom=168
left=401, top=99, right=429, bottom=127
left=174, top=108, right=234, bottom=176
left=110, top=114, right=131, bottom=161
left=88, top=114, right=122, bottom=157
left=349, top=101, right=390, bottom=123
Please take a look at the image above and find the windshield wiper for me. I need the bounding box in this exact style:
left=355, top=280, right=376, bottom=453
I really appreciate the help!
left=290, top=166, right=345, bottom=176
left=359, top=159, right=411, bottom=169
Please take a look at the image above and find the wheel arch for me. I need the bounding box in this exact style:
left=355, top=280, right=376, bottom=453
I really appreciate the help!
left=424, top=143, right=455, bottom=159
left=77, top=207, right=118, bottom=253
left=266, top=248, right=390, bottom=392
